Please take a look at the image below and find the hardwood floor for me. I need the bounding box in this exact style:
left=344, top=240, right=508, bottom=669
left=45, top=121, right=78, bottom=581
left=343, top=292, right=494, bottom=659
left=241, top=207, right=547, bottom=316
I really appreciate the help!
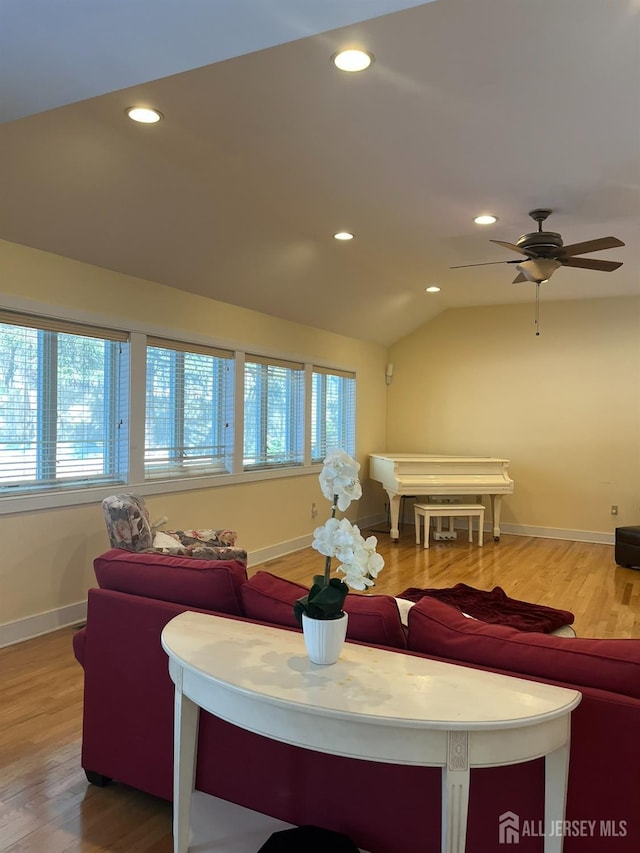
left=260, top=529, right=640, bottom=640
left=1, top=532, right=639, bottom=852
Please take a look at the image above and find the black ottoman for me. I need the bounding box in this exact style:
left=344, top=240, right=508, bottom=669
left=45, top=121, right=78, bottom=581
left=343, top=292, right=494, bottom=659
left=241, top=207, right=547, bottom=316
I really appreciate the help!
left=615, top=526, right=640, bottom=569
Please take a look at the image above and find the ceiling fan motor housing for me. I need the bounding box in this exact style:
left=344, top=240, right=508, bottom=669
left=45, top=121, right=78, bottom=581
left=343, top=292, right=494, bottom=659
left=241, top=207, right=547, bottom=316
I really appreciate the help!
left=516, top=208, right=563, bottom=258
left=516, top=230, right=564, bottom=257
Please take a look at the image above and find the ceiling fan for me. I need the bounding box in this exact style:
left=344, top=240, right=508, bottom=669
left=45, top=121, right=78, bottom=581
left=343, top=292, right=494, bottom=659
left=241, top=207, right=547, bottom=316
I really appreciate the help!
left=452, top=209, right=625, bottom=284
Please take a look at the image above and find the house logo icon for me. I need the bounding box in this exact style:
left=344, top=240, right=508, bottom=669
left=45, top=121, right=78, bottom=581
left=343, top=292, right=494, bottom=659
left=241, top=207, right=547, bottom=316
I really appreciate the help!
left=499, top=811, right=520, bottom=844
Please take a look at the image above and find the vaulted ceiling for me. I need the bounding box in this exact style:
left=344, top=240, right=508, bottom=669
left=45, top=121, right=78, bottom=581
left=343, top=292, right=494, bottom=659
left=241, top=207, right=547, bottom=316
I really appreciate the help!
left=1, top=0, right=638, bottom=346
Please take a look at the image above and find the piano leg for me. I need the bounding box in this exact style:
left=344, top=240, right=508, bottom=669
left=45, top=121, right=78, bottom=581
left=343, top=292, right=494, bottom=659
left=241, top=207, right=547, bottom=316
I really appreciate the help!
left=490, top=495, right=503, bottom=540
left=388, top=492, right=401, bottom=541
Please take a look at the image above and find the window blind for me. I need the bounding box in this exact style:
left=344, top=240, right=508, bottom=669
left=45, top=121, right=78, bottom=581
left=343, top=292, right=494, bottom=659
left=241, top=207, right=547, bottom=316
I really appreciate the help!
left=144, top=339, right=234, bottom=478
left=311, top=368, right=356, bottom=462
left=243, top=357, right=304, bottom=470
left=0, top=315, right=129, bottom=493
left=0, top=310, right=128, bottom=341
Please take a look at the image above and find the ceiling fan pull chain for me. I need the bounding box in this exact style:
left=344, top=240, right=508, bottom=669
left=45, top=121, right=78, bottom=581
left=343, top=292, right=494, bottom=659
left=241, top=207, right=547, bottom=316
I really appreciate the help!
left=534, top=282, right=541, bottom=336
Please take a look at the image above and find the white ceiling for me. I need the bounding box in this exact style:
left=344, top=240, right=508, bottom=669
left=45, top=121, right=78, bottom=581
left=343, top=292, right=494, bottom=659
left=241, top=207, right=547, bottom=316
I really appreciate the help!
left=0, top=0, right=638, bottom=346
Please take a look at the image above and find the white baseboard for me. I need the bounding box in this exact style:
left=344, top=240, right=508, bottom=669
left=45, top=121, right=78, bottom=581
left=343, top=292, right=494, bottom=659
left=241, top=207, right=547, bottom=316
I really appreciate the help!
left=495, top=522, right=614, bottom=545
left=247, top=513, right=385, bottom=567
left=0, top=600, right=87, bottom=649
left=248, top=533, right=313, bottom=567
left=398, top=516, right=615, bottom=546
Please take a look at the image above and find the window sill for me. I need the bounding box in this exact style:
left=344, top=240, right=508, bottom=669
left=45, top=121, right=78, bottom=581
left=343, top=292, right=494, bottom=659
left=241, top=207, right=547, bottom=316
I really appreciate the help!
left=0, top=463, right=324, bottom=515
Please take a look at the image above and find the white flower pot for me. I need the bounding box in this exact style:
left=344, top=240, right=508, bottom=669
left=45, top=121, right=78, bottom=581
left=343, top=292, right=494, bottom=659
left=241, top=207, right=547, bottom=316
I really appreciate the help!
left=301, top=612, right=348, bottom=665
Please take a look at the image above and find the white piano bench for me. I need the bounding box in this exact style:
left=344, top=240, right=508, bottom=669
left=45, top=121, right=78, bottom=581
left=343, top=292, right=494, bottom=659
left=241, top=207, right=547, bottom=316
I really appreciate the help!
left=414, top=503, right=485, bottom=549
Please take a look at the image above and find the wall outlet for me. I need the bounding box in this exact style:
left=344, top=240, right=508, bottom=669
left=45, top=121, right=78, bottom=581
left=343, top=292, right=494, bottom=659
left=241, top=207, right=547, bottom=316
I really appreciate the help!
left=311, top=502, right=318, bottom=519
left=611, top=505, right=618, bottom=516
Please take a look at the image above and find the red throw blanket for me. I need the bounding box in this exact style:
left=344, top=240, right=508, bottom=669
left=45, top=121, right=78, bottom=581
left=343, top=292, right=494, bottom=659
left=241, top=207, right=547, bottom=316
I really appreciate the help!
left=397, top=583, right=574, bottom=633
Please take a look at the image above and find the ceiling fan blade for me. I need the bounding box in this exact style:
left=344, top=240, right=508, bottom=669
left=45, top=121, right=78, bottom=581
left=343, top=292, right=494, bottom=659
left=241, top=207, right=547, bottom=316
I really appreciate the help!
left=562, top=257, right=623, bottom=272
left=450, top=259, right=519, bottom=269
left=560, top=236, right=625, bottom=256
left=490, top=239, right=533, bottom=256
left=512, top=272, right=528, bottom=284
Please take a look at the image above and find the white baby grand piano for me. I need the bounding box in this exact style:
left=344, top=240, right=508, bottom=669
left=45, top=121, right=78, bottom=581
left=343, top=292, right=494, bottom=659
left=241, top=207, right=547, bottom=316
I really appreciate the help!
left=369, top=453, right=514, bottom=541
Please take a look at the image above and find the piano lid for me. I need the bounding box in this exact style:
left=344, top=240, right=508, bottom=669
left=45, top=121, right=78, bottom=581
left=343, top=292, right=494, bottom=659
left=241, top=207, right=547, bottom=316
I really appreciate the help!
left=370, top=453, right=510, bottom=463
left=369, top=453, right=514, bottom=495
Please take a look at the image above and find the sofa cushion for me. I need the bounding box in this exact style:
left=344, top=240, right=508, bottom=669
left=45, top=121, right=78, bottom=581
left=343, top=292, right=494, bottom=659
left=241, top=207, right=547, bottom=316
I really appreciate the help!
left=93, top=548, right=247, bottom=615
left=407, top=596, right=640, bottom=700
left=241, top=571, right=407, bottom=649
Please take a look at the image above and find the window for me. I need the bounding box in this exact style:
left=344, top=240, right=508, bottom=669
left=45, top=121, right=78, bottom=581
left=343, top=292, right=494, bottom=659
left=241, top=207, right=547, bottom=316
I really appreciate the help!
left=311, top=367, right=356, bottom=462
left=0, top=309, right=359, bottom=508
left=243, top=356, right=304, bottom=470
left=145, top=338, right=234, bottom=478
left=0, top=312, right=128, bottom=493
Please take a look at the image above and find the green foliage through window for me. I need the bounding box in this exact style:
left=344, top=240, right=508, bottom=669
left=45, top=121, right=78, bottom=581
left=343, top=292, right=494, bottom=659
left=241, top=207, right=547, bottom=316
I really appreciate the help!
left=0, top=313, right=357, bottom=499
left=311, top=369, right=356, bottom=462
left=0, top=314, right=128, bottom=492
left=145, top=340, right=234, bottom=478
left=243, top=358, right=304, bottom=469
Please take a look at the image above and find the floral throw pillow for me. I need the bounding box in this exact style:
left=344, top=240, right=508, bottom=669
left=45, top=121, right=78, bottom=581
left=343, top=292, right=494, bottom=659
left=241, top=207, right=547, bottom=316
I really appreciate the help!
left=152, top=528, right=246, bottom=564
left=171, top=528, right=238, bottom=547
left=102, top=494, right=153, bottom=551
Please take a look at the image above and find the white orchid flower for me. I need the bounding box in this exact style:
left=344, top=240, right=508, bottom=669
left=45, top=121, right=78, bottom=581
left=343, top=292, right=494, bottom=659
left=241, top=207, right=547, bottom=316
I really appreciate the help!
left=319, top=449, right=362, bottom=510
left=312, top=516, right=384, bottom=591
left=301, top=447, right=384, bottom=625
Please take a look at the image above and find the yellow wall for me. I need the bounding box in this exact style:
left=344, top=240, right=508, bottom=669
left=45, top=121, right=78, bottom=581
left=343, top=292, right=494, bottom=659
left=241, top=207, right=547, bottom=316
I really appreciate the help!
left=387, top=297, right=640, bottom=535
left=3, top=236, right=638, bottom=635
left=0, top=239, right=388, bottom=629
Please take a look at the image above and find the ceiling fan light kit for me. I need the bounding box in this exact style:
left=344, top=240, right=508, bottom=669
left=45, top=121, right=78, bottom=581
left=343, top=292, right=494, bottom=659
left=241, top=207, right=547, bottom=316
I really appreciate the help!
left=514, top=258, right=562, bottom=284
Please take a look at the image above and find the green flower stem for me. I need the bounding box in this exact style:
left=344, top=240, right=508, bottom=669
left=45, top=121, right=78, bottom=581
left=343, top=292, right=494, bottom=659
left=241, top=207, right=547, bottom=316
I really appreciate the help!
left=323, top=555, right=332, bottom=586
left=323, top=495, right=338, bottom=587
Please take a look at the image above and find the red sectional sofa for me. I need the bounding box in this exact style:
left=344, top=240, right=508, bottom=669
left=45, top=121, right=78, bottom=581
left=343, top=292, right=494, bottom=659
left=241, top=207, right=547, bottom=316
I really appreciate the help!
left=73, top=549, right=640, bottom=853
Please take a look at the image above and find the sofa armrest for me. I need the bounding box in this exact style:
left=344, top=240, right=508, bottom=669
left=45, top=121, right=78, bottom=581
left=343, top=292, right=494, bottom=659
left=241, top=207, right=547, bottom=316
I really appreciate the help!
left=78, top=588, right=212, bottom=799
left=72, top=625, right=87, bottom=667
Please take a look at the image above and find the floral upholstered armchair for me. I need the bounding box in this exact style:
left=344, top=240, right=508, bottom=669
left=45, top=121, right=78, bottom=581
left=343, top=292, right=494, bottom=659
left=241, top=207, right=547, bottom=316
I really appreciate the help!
left=101, top=494, right=247, bottom=564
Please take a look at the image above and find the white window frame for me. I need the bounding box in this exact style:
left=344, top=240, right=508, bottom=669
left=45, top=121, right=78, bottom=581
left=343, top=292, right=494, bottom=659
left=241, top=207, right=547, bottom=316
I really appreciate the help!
left=0, top=301, right=359, bottom=514
left=243, top=355, right=305, bottom=471
left=311, top=366, right=356, bottom=463
left=0, top=310, right=129, bottom=496
left=144, top=337, right=234, bottom=480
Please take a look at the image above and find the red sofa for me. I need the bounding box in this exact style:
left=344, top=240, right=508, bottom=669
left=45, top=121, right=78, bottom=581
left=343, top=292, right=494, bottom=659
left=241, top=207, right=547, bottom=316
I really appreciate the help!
left=73, top=549, right=640, bottom=852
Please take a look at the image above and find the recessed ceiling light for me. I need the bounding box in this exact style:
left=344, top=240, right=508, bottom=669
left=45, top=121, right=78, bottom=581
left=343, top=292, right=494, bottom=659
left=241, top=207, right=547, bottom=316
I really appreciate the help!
left=425, top=286, right=441, bottom=293
left=334, top=231, right=354, bottom=241
left=126, top=106, right=163, bottom=124
left=474, top=214, right=498, bottom=225
left=332, top=49, right=374, bottom=72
